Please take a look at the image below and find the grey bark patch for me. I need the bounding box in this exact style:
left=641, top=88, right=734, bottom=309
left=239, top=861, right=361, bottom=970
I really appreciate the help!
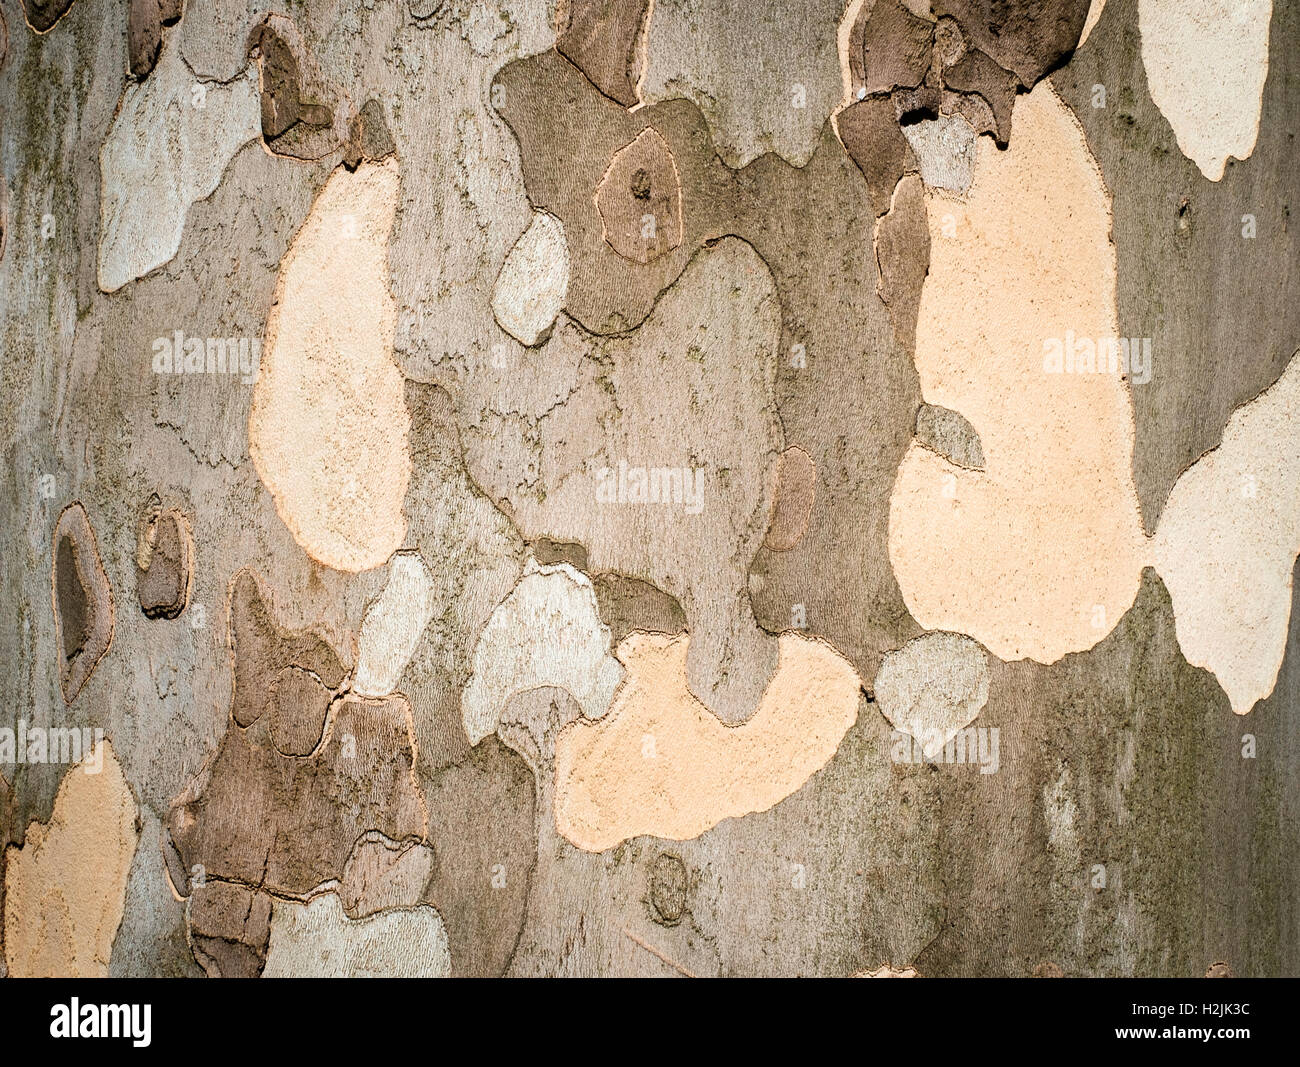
left=915, top=403, right=985, bottom=469
left=1053, top=0, right=1300, bottom=531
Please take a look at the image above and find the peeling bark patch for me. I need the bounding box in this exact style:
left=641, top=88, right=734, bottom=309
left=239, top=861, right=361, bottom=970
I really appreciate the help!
left=874, top=173, right=930, bottom=352
left=185, top=880, right=271, bottom=978
left=166, top=690, right=427, bottom=976
left=837, top=94, right=916, bottom=217
left=1153, top=352, right=1300, bottom=713
left=136, top=507, right=192, bottom=620
left=874, top=631, right=990, bottom=757
left=339, top=833, right=434, bottom=918
left=1139, top=0, right=1272, bottom=180
left=52, top=503, right=114, bottom=704
left=249, top=159, right=411, bottom=573
left=849, top=0, right=936, bottom=95
left=462, top=559, right=623, bottom=745
left=97, top=35, right=261, bottom=292
left=267, top=667, right=333, bottom=757
left=942, top=48, right=1016, bottom=144
left=914, top=403, right=984, bottom=468
left=127, top=0, right=163, bottom=80
left=251, top=15, right=338, bottom=160
left=596, top=128, right=683, bottom=264
left=263, top=893, right=451, bottom=977
left=593, top=574, right=688, bottom=644
left=855, top=963, right=920, bottom=976
left=901, top=112, right=977, bottom=193
left=554, top=633, right=861, bottom=851
left=228, top=569, right=345, bottom=731
left=889, top=84, right=1148, bottom=663
left=3, top=743, right=138, bottom=977
left=931, top=0, right=1091, bottom=87
left=647, top=852, right=688, bottom=925
left=556, top=0, right=652, bottom=108
left=764, top=446, right=817, bottom=552
left=492, top=212, right=570, bottom=346
left=344, top=100, right=397, bottom=171
left=354, top=552, right=435, bottom=698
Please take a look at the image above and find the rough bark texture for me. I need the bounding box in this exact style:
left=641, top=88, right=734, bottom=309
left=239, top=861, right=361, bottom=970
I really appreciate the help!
left=0, top=0, right=1296, bottom=977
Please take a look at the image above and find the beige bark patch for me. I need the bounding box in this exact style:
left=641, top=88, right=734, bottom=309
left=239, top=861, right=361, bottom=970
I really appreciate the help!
left=1139, top=0, right=1272, bottom=181
left=491, top=211, right=570, bottom=346
left=4, top=742, right=139, bottom=977
left=249, top=159, right=410, bottom=573
left=354, top=551, right=435, bottom=698
left=889, top=83, right=1148, bottom=663
left=554, top=632, right=860, bottom=852
left=1153, top=353, right=1300, bottom=714
left=1080, top=0, right=1107, bottom=45
left=462, top=559, right=623, bottom=745
left=874, top=631, right=990, bottom=758
left=263, top=893, right=450, bottom=978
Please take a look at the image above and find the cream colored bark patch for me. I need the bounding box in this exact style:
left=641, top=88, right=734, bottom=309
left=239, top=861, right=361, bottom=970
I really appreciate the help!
left=98, top=35, right=261, bottom=292
left=1154, top=353, right=1300, bottom=714
left=263, top=893, right=450, bottom=977
left=249, top=160, right=410, bottom=573
left=491, top=212, right=569, bottom=346
left=889, top=83, right=1147, bottom=664
left=875, top=632, right=990, bottom=758
left=354, top=552, right=435, bottom=697
left=1080, top=0, right=1107, bottom=46
left=463, top=559, right=623, bottom=745
left=1139, top=0, right=1272, bottom=181
left=4, top=742, right=138, bottom=977
left=855, top=964, right=919, bottom=977
left=554, top=632, right=860, bottom=852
